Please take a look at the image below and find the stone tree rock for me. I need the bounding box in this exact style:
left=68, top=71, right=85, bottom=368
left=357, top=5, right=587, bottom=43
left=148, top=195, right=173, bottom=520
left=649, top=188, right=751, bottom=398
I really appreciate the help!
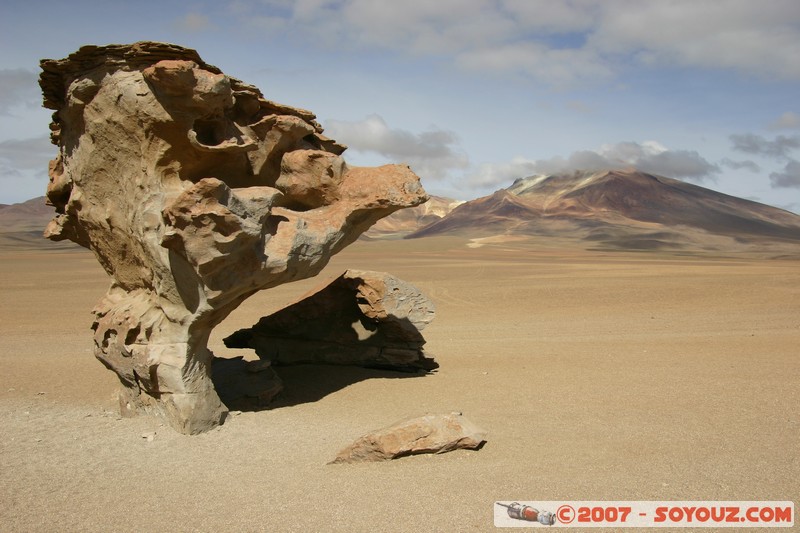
left=224, top=269, right=438, bottom=372
left=39, top=42, right=428, bottom=434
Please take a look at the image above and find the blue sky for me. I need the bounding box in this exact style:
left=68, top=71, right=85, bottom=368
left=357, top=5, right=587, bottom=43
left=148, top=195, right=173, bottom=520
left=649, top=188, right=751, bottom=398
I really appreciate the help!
left=1, top=0, right=799, bottom=213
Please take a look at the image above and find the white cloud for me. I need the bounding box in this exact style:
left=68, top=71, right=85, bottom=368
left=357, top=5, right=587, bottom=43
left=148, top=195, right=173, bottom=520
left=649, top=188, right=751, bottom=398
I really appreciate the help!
left=500, top=0, right=597, bottom=33
left=338, top=0, right=514, bottom=55
left=589, top=0, right=800, bottom=79
left=0, top=166, right=22, bottom=179
left=323, top=114, right=468, bottom=181
left=0, top=136, right=54, bottom=174
left=730, top=133, right=800, bottom=159
left=720, top=158, right=761, bottom=173
left=770, top=159, right=800, bottom=188
left=468, top=141, right=719, bottom=188
left=468, top=157, right=541, bottom=189
left=176, top=12, right=212, bottom=31
left=768, top=112, right=800, bottom=130
left=230, top=0, right=800, bottom=85
left=455, top=42, right=613, bottom=87
left=0, top=69, right=39, bottom=115
left=0, top=136, right=53, bottom=203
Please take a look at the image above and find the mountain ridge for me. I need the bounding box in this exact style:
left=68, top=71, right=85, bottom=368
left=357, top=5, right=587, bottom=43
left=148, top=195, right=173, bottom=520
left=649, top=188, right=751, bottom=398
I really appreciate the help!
left=407, top=170, right=800, bottom=253
left=0, top=197, right=78, bottom=251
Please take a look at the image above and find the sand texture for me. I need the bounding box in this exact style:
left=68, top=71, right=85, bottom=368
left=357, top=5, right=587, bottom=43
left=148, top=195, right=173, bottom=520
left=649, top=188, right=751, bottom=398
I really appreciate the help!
left=1, top=237, right=798, bottom=531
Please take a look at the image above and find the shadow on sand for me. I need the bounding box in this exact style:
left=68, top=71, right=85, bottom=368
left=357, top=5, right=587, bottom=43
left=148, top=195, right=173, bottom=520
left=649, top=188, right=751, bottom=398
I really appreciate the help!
left=269, top=363, right=430, bottom=408
left=211, top=355, right=436, bottom=412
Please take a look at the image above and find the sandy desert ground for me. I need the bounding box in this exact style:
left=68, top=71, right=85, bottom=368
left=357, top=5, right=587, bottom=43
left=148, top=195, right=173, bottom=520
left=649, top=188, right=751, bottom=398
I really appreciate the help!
left=1, top=237, right=798, bottom=531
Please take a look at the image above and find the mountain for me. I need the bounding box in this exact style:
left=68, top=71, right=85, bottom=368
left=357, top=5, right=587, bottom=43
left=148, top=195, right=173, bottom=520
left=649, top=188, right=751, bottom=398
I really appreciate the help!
left=0, top=197, right=53, bottom=219
left=0, top=197, right=77, bottom=250
left=407, top=170, right=800, bottom=254
left=362, top=195, right=463, bottom=239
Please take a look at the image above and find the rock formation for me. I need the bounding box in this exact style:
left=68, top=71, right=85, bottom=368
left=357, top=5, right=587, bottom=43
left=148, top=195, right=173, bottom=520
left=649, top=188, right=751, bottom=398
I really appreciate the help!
left=331, top=412, right=487, bottom=463
left=39, top=42, right=427, bottom=434
left=224, top=269, right=438, bottom=372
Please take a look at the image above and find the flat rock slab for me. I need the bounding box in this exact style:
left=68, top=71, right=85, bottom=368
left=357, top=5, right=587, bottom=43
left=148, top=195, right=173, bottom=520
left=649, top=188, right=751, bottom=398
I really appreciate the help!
left=225, top=269, right=437, bottom=372
left=331, top=412, right=487, bottom=463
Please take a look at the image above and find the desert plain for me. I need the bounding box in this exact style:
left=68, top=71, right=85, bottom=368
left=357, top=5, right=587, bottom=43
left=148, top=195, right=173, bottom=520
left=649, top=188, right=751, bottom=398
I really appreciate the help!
left=1, top=236, right=798, bottom=531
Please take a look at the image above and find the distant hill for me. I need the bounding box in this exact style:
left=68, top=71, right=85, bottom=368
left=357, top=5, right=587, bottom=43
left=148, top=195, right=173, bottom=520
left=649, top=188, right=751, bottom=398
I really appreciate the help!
left=407, top=170, right=800, bottom=255
left=362, top=195, right=463, bottom=239
left=0, top=197, right=78, bottom=251
left=0, top=197, right=53, bottom=219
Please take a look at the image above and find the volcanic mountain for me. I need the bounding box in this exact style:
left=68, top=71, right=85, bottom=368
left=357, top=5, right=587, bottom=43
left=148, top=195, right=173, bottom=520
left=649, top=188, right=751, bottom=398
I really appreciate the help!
left=407, top=170, right=800, bottom=253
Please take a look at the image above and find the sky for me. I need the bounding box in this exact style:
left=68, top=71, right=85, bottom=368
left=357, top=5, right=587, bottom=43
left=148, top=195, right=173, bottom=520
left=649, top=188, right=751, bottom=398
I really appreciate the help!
left=1, top=1, right=799, bottom=213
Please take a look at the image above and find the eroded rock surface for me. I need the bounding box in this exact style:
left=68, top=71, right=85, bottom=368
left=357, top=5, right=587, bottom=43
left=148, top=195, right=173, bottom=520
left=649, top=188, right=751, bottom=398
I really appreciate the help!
left=225, top=269, right=437, bottom=372
left=39, top=42, right=427, bottom=433
left=331, top=412, right=487, bottom=463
